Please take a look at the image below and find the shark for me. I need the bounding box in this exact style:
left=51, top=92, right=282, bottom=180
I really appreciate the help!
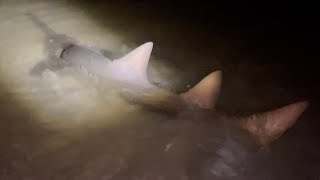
left=27, top=13, right=222, bottom=109
left=27, top=13, right=153, bottom=84
left=26, top=14, right=309, bottom=179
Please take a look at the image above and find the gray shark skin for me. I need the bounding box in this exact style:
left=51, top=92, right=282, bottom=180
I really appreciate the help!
left=28, top=14, right=223, bottom=110
left=28, top=13, right=150, bottom=85
left=25, top=14, right=310, bottom=180
left=32, top=42, right=309, bottom=179
left=59, top=42, right=153, bottom=88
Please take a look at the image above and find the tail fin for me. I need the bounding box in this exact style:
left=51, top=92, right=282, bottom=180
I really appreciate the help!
left=240, top=101, right=309, bottom=146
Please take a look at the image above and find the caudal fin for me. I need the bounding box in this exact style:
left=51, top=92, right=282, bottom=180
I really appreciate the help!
left=240, top=101, right=309, bottom=146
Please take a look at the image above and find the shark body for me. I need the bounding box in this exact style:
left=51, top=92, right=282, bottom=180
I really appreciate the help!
left=28, top=14, right=221, bottom=109
left=26, top=14, right=309, bottom=179
left=28, top=13, right=150, bottom=85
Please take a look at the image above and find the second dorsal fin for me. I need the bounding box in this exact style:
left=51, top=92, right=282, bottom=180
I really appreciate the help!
left=180, top=70, right=222, bottom=109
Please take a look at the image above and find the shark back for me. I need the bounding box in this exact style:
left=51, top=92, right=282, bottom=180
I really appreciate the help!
left=60, top=44, right=112, bottom=75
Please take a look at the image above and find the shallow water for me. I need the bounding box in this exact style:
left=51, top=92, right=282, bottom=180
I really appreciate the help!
left=0, top=0, right=319, bottom=179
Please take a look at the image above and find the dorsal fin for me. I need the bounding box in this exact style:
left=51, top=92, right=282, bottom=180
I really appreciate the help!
left=113, top=42, right=153, bottom=82
left=240, top=101, right=309, bottom=146
left=180, top=70, right=222, bottom=109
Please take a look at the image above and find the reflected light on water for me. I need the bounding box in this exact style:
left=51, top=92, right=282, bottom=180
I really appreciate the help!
left=0, top=0, right=182, bottom=133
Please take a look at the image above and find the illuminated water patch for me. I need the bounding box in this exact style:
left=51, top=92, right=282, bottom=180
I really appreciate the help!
left=0, top=0, right=183, bottom=132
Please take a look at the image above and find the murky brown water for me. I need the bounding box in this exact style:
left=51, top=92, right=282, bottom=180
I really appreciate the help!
left=0, top=0, right=318, bottom=179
